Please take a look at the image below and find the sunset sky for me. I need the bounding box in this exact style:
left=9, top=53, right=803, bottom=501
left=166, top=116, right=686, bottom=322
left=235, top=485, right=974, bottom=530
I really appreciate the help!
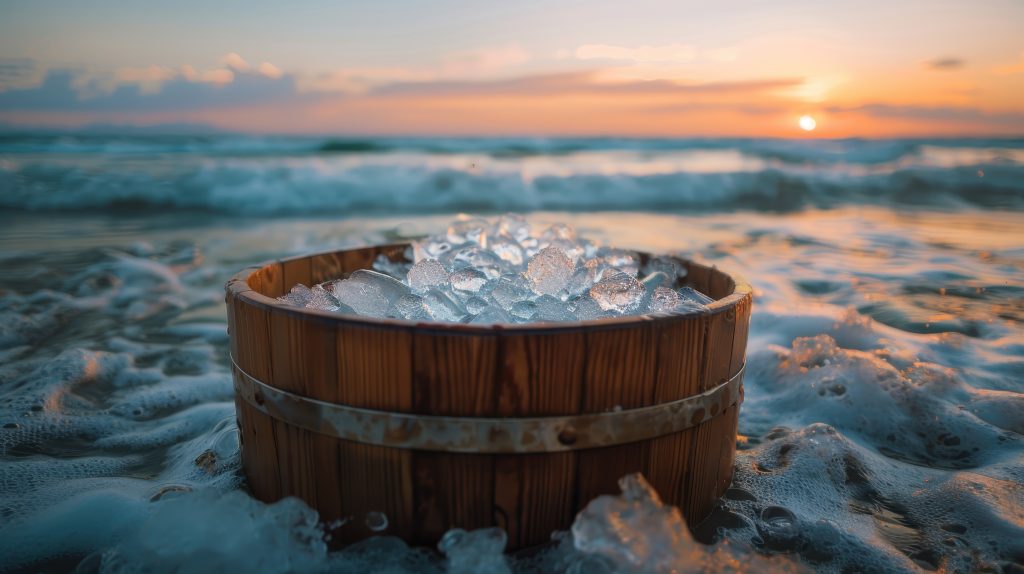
left=1, top=0, right=1023, bottom=137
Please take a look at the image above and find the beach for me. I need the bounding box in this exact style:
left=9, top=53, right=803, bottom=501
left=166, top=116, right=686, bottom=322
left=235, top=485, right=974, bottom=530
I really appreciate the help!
left=0, top=136, right=1021, bottom=572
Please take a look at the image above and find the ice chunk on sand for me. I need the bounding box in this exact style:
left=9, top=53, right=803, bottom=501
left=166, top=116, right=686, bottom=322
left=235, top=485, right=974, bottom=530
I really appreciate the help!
left=526, top=246, right=574, bottom=295
left=407, top=259, right=448, bottom=292
left=589, top=270, right=645, bottom=313
left=571, top=473, right=693, bottom=573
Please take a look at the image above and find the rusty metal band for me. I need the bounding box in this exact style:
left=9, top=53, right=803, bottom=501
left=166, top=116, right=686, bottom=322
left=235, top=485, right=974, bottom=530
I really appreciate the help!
left=231, top=356, right=743, bottom=454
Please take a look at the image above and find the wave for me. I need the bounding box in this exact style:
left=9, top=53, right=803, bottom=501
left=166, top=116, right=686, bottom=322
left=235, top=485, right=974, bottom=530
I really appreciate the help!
left=2, top=133, right=1023, bottom=163
left=1, top=154, right=1022, bottom=214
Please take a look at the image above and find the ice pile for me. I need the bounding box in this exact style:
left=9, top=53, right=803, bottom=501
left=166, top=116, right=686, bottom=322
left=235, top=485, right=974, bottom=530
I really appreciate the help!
left=278, top=216, right=714, bottom=324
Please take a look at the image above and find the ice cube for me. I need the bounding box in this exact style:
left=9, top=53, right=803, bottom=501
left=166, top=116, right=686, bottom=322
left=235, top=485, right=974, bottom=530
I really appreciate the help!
left=573, top=296, right=609, bottom=321
left=589, top=270, right=645, bottom=314
left=371, top=254, right=410, bottom=280
left=446, top=218, right=490, bottom=247
left=488, top=275, right=531, bottom=310
left=349, top=269, right=411, bottom=303
left=641, top=271, right=672, bottom=290
left=542, top=223, right=577, bottom=243
left=412, top=239, right=454, bottom=263
left=407, top=259, right=448, bottom=292
left=496, top=214, right=531, bottom=243
left=488, top=234, right=525, bottom=266
left=306, top=284, right=343, bottom=312
left=566, top=259, right=607, bottom=297
left=330, top=279, right=389, bottom=317
left=642, top=256, right=684, bottom=282
left=423, top=288, right=467, bottom=323
left=464, top=296, right=489, bottom=315
left=597, top=247, right=639, bottom=276
left=450, top=268, right=488, bottom=294
left=547, top=238, right=584, bottom=265
left=678, top=286, right=714, bottom=305
left=444, top=246, right=504, bottom=278
left=509, top=300, right=538, bottom=322
left=526, top=246, right=574, bottom=295
left=469, top=306, right=513, bottom=325
left=649, top=286, right=683, bottom=313
left=390, top=294, right=431, bottom=320
left=279, top=283, right=312, bottom=307
left=534, top=294, right=576, bottom=322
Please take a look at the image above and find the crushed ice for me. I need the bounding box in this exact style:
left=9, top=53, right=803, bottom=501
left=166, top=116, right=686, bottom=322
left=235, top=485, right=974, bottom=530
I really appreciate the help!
left=278, top=216, right=708, bottom=323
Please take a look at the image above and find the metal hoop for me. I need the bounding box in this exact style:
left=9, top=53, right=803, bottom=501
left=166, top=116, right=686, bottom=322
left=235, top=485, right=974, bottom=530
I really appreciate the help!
left=232, top=356, right=743, bottom=454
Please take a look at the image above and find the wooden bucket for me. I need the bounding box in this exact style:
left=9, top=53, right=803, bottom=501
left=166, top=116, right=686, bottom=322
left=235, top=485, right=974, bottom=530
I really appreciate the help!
left=226, top=244, right=751, bottom=550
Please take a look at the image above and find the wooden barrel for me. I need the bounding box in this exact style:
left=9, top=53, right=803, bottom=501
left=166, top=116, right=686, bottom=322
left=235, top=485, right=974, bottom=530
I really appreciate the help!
left=225, top=244, right=752, bottom=550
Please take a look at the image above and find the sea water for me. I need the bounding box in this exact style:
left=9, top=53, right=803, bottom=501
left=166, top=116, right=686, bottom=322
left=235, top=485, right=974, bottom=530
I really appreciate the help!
left=0, top=135, right=1021, bottom=573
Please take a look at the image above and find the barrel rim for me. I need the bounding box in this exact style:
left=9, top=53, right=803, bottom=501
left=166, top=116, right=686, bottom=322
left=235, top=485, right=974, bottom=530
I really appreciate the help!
left=226, top=243, right=752, bottom=334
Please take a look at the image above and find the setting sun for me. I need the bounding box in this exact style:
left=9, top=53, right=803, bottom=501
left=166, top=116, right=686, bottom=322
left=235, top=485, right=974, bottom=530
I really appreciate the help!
left=799, top=115, right=817, bottom=132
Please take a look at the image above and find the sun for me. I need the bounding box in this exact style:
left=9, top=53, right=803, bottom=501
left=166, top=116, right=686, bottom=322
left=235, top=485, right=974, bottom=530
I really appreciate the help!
left=799, top=115, right=817, bottom=132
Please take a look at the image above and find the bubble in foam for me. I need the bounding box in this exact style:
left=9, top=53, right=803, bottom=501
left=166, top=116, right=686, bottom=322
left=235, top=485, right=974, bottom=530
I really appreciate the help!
left=365, top=511, right=389, bottom=532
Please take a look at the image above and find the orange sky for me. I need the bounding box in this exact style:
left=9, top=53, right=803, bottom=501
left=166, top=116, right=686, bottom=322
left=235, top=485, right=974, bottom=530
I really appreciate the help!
left=1, top=1, right=1022, bottom=136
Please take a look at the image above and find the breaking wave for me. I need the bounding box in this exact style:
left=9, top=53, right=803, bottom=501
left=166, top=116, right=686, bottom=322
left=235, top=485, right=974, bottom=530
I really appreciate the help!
left=1, top=135, right=1022, bottom=214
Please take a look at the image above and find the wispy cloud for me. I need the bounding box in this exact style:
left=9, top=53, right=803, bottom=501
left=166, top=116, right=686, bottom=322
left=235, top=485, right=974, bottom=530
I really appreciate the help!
left=372, top=70, right=802, bottom=98
left=926, top=57, right=965, bottom=70
left=826, top=103, right=1024, bottom=126
left=0, top=66, right=300, bottom=112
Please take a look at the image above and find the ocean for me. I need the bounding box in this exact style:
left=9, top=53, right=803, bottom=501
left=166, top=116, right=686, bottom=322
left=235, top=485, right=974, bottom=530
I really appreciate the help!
left=0, top=135, right=1021, bottom=573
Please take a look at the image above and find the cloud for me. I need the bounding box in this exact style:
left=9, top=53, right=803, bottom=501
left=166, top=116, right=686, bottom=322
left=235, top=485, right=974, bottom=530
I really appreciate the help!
left=372, top=70, right=802, bottom=98
left=0, top=67, right=300, bottom=112
left=0, top=58, right=40, bottom=90
left=222, top=52, right=250, bottom=71
left=826, top=103, right=1024, bottom=125
left=926, top=57, right=965, bottom=70
left=575, top=43, right=697, bottom=63
left=258, top=62, right=283, bottom=79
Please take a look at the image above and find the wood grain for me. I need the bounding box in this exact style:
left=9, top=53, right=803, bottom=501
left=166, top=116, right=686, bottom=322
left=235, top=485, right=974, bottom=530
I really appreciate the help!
left=226, top=245, right=751, bottom=550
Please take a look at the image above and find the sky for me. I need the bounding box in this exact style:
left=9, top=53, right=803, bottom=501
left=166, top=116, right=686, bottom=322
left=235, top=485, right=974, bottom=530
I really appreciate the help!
left=1, top=0, right=1023, bottom=137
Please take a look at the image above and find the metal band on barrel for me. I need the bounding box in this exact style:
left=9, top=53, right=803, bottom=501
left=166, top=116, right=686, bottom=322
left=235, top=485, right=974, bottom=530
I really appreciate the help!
left=231, top=356, right=744, bottom=454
